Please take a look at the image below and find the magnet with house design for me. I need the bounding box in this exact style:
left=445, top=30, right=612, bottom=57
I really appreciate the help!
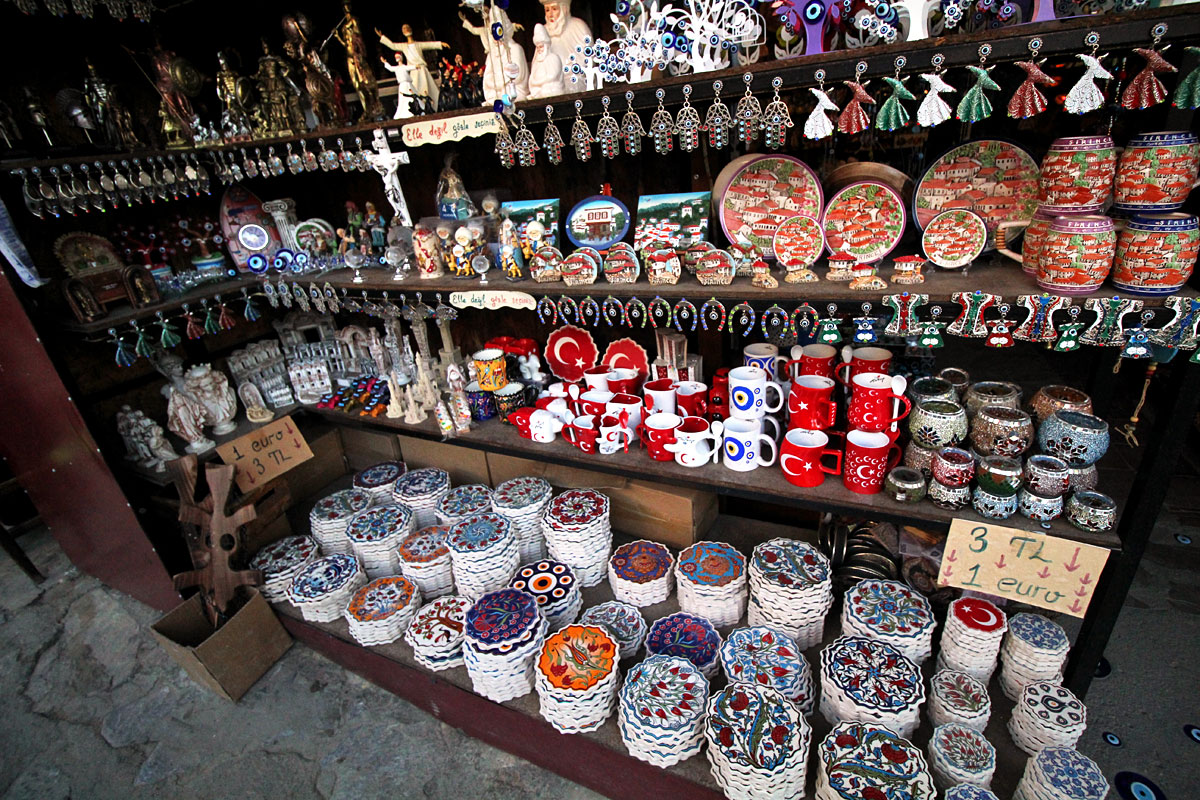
left=633, top=192, right=711, bottom=254
left=565, top=195, right=631, bottom=251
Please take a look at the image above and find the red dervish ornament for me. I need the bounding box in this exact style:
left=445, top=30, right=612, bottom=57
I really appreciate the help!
left=1122, top=25, right=1176, bottom=111
left=1008, top=38, right=1058, bottom=120
left=838, top=61, right=874, bottom=135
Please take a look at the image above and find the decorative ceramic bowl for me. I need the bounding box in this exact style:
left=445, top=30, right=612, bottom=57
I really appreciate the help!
left=971, top=406, right=1035, bottom=457
left=1018, top=488, right=1064, bottom=522
left=1068, top=464, right=1100, bottom=492
left=1038, top=410, right=1110, bottom=467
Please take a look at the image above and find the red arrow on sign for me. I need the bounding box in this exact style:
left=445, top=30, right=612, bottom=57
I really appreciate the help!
left=944, top=565, right=954, bottom=578
left=1079, top=573, right=1093, bottom=585
left=1038, top=567, right=1051, bottom=579
left=995, top=555, right=1007, bottom=569
left=1075, top=586, right=1089, bottom=597
left=946, top=549, right=958, bottom=563
left=1064, top=548, right=1082, bottom=572
left=1070, top=599, right=1084, bottom=613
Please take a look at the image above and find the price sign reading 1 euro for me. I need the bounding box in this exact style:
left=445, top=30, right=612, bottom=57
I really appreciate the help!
left=937, top=519, right=1111, bottom=617
left=216, top=415, right=313, bottom=492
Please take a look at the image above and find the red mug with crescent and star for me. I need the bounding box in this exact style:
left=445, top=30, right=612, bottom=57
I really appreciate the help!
left=577, top=389, right=614, bottom=419
left=835, top=346, right=893, bottom=389
left=643, top=379, right=678, bottom=415
left=563, top=414, right=599, bottom=454
left=847, top=373, right=911, bottom=433
left=780, top=429, right=844, bottom=488
left=782, top=343, right=838, bottom=382
left=843, top=429, right=903, bottom=494
left=675, top=381, right=709, bottom=419
left=606, top=393, right=643, bottom=433
left=787, top=375, right=837, bottom=431
left=607, top=368, right=641, bottom=395
left=638, top=412, right=682, bottom=461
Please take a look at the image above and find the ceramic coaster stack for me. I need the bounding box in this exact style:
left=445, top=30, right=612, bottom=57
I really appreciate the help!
left=344, top=503, right=415, bottom=580
left=392, top=467, right=451, bottom=528
left=404, top=595, right=472, bottom=671
left=841, top=578, right=935, bottom=664
left=397, top=526, right=454, bottom=599
left=747, top=539, right=833, bottom=649
left=462, top=588, right=547, bottom=702
left=720, top=626, right=815, bottom=715
left=945, top=787, right=1000, bottom=800
left=580, top=601, right=648, bottom=660
left=492, top=477, right=553, bottom=563
left=436, top=484, right=494, bottom=527
left=353, top=461, right=406, bottom=504
left=608, top=540, right=674, bottom=607
left=344, top=575, right=421, bottom=646
left=646, top=612, right=722, bottom=678
left=1000, top=613, right=1070, bottom=700
left=938, top=597, right=1008, bottom=682
left=819, top=636, right=925, bottom=738
left=618, top=654, right=710, bottom=767
left=308, top=488, right=373, bottom=555
left=251, top=535, right=320, bottom=602
left=1009, top=680, right=1087, bottom=755
left=930, top=669, right=992, bottom=731
left=446, top=513, right=521, bottom=600
left=816, top=722, right=936, bottom=800
left=286, top=554, right=367, bottom=623
left=1014, top=746, right=1109, bottom=800
left=509, top=560, right=582, bottom=631
left=675, top=541, right=748, bottom=628
left=704, top=682, right=811, bottom=800
left=541, top=489, right=613, bottom=588
left=927, top=723, right=997, bottom=791
left=534, top=624, right=620, bottom=733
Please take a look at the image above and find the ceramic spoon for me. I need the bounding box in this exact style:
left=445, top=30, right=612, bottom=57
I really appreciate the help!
left=709, top=420, right=724, bottom=464
left=891, top=375, right=908, bottom=436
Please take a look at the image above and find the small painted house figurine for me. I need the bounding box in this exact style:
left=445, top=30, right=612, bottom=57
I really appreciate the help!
left=784, top=257, right=820, bottom=284
left=848, top=262, right=888, bottom=291
left=891, top=254, right=926, bottom=284
left=827, top=251, right=857, bottom=281
left=696, top=249, right=736, bottom=286
left=751, top=259, right=778, bottom=289
left=644, top=249, right=682, bottom=285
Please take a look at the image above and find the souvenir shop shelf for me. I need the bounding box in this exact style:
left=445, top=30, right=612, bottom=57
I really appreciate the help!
left=62, top=273, right=262, bottom=336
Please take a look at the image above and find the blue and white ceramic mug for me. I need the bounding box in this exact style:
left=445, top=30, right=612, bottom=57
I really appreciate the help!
left=743, top=343, right=785, bottom=381
left=719, top=418, right=777, bottom=473
left=727, top=366, right=784, bottom=420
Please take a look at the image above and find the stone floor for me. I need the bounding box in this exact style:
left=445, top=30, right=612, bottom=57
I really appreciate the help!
left=1, top=472, right=1197, bottom=800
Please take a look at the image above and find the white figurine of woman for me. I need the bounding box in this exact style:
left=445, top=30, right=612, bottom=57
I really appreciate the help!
left=380, top=52, right=417, bottom=119
left=918, top=72, right=956, bottom=128
left=377, top=24, right=447, bottom=110
left=528, top=23, right=566, bottom=99
left=460, top=4, right=529, bottom=104
left=804, top=87, right=839, bottom=140
left=1065, top=53, right=1112, bottom=115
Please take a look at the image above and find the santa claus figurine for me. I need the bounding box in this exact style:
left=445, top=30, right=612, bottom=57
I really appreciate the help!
left=541, top=0, right=592, bottom=94
left=528, top=23, right=566, bottom=99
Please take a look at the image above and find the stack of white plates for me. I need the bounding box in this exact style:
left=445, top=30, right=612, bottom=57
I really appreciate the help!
left=535, top=624, right=621, bottom=733
left=250, top=535, right=320, bottom=602
left=579, top=601, right=648, bottom=660
left=344, top=503, right=415, bottom=579
left=541, top=489, right=612, bottom=588
left=944, top=787, right=1000, bottom=800
left=1013, top=746, right=1109, bottom=800
left=607, top=540, right=674, bottom=607
left=819, top=635, right=925, bottom=739
left=397, top=525, right=454, bottom=599
left=509, top=560, right=582, bottom=631
left=705, top=682, right=811, bottom=800
left=927, top=723, right=997, bottom=791
left=492, top=477, right=553, bottom=563
left=747, top=539, right=833, bottom=649
left=435, top=484, right=494, bottom=527
left=618, top=654, right=710, bottom=768
left=404, top=595, right=472, bottom=671
left=645, top=612, right=722, bottom=679
left=392, top=468, right=450, bottom=528
left=999, top=613, right=1070, bottom=701
left=841, top=578, right=935, bottom=664
left=938, top=597, right=1008, bottom=683
left=1008, top=681, right=1087, bottom=755
left=446, top=513, right=521, bottom=600
left=816, top=722, right=936, bottom=800
left=675, top=541, right=748, bottom=628
left=343, top=575, right=421, bottom=646
left=308, top=488, right=373, bottom=555
left=720, top=626, right=815, bottom=715
left=352, top=461, right=406, bottom=504
left=929, top=669, right=992, bottom=731
left=286, top=554, right=366, bottom=623
left=462, top=588, right=547, bottom=703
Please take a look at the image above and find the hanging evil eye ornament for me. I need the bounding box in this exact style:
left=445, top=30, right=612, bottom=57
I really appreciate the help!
left=277, top=276, right=293, bottom=309
left=705, top=79, right=734, bottom=149
left=513, top=110, right=539, bottom=167
left=262, top=279, right=278, bottom=309
left=1009, top=38, right=1059, bottom=120
left=494, top=114, right=516, bottom=169
left=761, top=77, right=793, bottom=149
left=621, top=91, right=645, bottom=156
left=130, top=320, right=152, bottom=358
left=155, top=311, right=180, bottom=349
left=557, top=295, right=579, bottom=323
left=674, top=298, right=698, bottom=332
left=292, top=282, right=311, bottom=313
left=957, top=44, right=999, bottom=123
left=876, top=57, right=914, bottom=132
left=625, top=296, right=648, bottom=328
left=579, top=296, right=601, bottom=327
left=648, top=295, right=673, bottom=328
left=1054, top=306, right=1086, bottom=352
left=649, top=89, right=676, bottom=155
left=247, top=252, right=268, bottom=274
left=1120, top=311, right=1156, bottom=359
left=675, top=85, right=702, bottom=152
left=536, top=295, right=558, bottom=325
left=838, top=62, right=875, bottom=135
left=324, top=283, right=341, bottom=314
left=918, top=54, right=956, bottom=128
left=340, top=289, right=360, bottom=313
left=543, top=105, right=565, bottom=165
left=805, top=69, right=840, bottom=140
left=596, top=96, right=620, bottom=159
left=791, top=303, right=819, bottom=339
left=570, top=100, right=595, bottom=162
left=735, top=73, right=763, bottom=145
left=309, top=283, right=326, bottom=315
left=1066, top=33, right=1112, bottom=115
left=761, top=304, right=789, bottom=339
left=701, top=297, right=727, bottom=332
left=730, top=302, right=756, bottom=337
left=985, top=304, right=1016, bottom=347
left=851, top=303, right=880, bottom=344
left=109, top=328, right=136, bottom=367
left=1173, top=45, right=1200, bottom=109
left=919, top=306, right=948, bottom=348
left=1122, top=23, right=1176, bottom=111
left=602, top=295, right=624, bottom=326
left=815, top=304, right=844, bottom=344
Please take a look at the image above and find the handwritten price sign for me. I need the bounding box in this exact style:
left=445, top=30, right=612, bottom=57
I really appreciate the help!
left=938, top=519, right=1110, bottom=617
left=216, top=415, right=313, bottom=492
left=401, top=112, right=502, bottom=147
left=449, top=290, right=536, bottom=311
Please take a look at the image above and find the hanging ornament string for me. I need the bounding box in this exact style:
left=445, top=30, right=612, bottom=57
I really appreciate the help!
left=156, top=311, right=180, bottom=349
left=543, top=105, right=565, bottom=165
left=791, top=302, right=818, bottom=338
left=1010, top=37, right=1058, bottom=119
left=621, top=91, right=645, bottom=156
left=735, top=73, right=763, bottom=145
left=705, top=79, right=734, bottom=148
left=957, top=44, right=999, bottom=124
left=536, top=295, right=558, bottom=325
left=730, top=302, right=755, bottom=337
left=182, top=303, right=203, bottom=339
left=1066, top=32, right=1111, bottom=115
left=579, top=295, right=600, bottom=327
left=648, top=295, right=673, bottom=328
left=805, top=69, right=839, bottom=140
left=625, top=296, right=647, bottom=328
left=557, top=295, right=578, bottom=322
left=700, top=297, right=727, bottom=331
left=649, top=88, right=676, bottom=155
left=570, top=99, right=595, bottom=162
left=242, top=287, right=260, bottom=321
left=1122, top=23, right=1175, bottom=110
left=918, top=54, right=956, bottom=128
left=761, top=304, right=789, bottom=338
left=762, top=77, right=794, bottom=149
left=597, top=96, right=620, bottom=158
left=675, top=85, right=701, bottom=152
left=201, top=298, right=220, bottom=334
left=673, top=298, right=697, bottom=332
left=1119, top=361, right=1157, bottom=447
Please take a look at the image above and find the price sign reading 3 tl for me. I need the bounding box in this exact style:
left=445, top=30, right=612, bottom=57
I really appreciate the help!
left=216, top=415, right=313, bottom=492
left=937, top=519, right=1111, bottom=617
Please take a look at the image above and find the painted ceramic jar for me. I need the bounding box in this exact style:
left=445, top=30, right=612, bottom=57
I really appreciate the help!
left=933, top=447, right=976, bottom=488
left=1018, top=488, right=1064, bottom=522
left=1038, top=410, right=1110, bottom=467
left=884, top=467, right=927, bottom=504
left=1112, top=213, right=1200, bottom=296
left=493, top=382, right=526, bottom=423
left=1068, top=464, right=1099, bottom=492
left=977, top=455, right=1023, bottom=497
left=1030, top=385, right=1093, bottom=425
left=908, top=376, right=957, bottom=407
left=903, top=442, right=937, bottom=478
left=1037, top=135, right=1116, bottom=213
left=929, top=479, right=971, bottom=510
left=964, top=382, right=1021, bottom=418
left=465, top=381, right=496, bottom=421
left=1113, top=131, right=1200, bottom=213
left=472, top=348, right=509, bottom=392
left=909, top=400, right=969, bottom=449
left=971, top=406, right=1035, bottom=457
left=1036, top=215, right=1116, bottom=294
left=1024, top=454, right=1071, bottom=497
left=973, top=486, right=1018, bottom=520
left=1066, top=491, right=1117, bottom=533
left=1002, top=207, right=1056, bottom=275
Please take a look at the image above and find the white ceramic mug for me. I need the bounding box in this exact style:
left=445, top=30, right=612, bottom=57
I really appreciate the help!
left=577, top=389, right=614, bottom=418
left=727, top=366, right=784, bottom=420
left=582, top=366, right=614, bottom=392
left=598, top=414, right=634, bottom=455
left=606, top=392, right=643, bottom=433
left=643, top=379, right=678, bottom=415
left=721, top=417, right=778, bottom=472
left=664, top=416, right=720, bottom=468
left=528, top=409, right=565, bottom=443
left=743, top=343, right=784, bottom=380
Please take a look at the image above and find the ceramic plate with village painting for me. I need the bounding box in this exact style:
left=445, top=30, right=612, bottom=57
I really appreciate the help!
left=822, top=181, right=906, bottom=263
left=913, top=140, right=1039, bottom=251
left=772, top=215, right=825, bottom=269
left=500, top=198, right=560, bottom=248
left=633, top=192, right=711, bottom=252
left=922, top=210, right=988, bottom=269
left=565, top=195, right=631, bottom=250
left=717, top=155, right=823, bottom=252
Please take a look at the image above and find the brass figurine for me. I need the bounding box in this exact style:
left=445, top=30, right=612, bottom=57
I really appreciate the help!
left=254, top=40, right=305, bottom=137
left=215, top=51, right=255, bottom=140
left=332, top=0, right=384, bottom=121
left=83, top=60, right=141, bottom=148
left=282, top=13, right=346, bottom=128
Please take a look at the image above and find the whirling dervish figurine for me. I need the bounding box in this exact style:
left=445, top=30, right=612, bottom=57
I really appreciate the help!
left=876, top=76, right=914, bottom=131
left=917, top=70, right=955, bottom=128
left=1009, top=60, right=1058, bottom=119
left=804, top=87, right=839, bottom=139
left=1065, top=53, right=1112, bottom=115
left=380, top=52, right=417, bottom=119
left=956, top=65, right=999, bottom=123
left=1173, top=46, right=1200, bottom=109
left=837, top=79, right=874, bottom=135
left=1122, top=47, right=1176, bottom=110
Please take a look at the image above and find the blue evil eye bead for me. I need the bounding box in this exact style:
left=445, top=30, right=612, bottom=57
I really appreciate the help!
left=273, top=248, right=295, bottom=270
left=1185, top=724, right=1200, bottom=743
left=247, top=253, right=268, bottom=273
left=731, top=387, right=753, bottom=411
left=616, top=0, right=630, bottom=11
left=1114, top=772, right=1166, bottom=800
left=493, top=100, right=506, bottom=114
left=571, top=63, right=583, bottom=74
left=725, top=439, right=744, bottom=461
left=999, top=2, right=1016, bottom=16
left=491, top=22, right=504, bottom=40
left=676, top=35, right=690, bottom=52
left=661, top=32, right=674, bottom=47
left=1103, top=731, right=1122, bottom=746
left=1176, top=533, right=1192, bottom=544
left=295, top=251, right=310, bottom=267
left=804, top=0, right=825, bottom=20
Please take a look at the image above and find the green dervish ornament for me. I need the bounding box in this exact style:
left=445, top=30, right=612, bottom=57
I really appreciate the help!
left=957, top=45, right=999, bottom=123
left=1053, top=307, right=1086, bottom=352
left=816, top=304, right=843, bottom=344
left=1173, top=46, right=1200, bottom=109
left=876, top=58, right=915, bottom=132
left=156, top=311, right=180, bottom=349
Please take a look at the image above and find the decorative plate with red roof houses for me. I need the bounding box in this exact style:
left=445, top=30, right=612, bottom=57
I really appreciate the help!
left=922, top=210, right=988, bottom=269
left=822, top=181, right=906, bottom=263
left=772, top=215, right=826, bottom=270
left=716, top=155, right=823, bottom=253
left=913, top=140, right=1039, bottom=252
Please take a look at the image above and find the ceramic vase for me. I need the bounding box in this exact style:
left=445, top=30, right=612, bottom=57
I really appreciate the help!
left=1038, top=135, right=1116, bottom=213
left=1113, top=131, right=1200, bottom=214
left=1037, top=215, right=1116, bottom=294
left=1112, top=214, right=1199, bottom=296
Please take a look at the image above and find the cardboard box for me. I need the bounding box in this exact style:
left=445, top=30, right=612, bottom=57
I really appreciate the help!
left=487, top=453, right=717, bottom=549
left=340, top=426, right=403, bottom=471
left=396, top=435, right=491, bottom=486
left=151, top=589, right=292, bottom=702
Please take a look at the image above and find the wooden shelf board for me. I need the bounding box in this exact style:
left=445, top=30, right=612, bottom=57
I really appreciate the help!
left=62, top=273, right=263, bottom=336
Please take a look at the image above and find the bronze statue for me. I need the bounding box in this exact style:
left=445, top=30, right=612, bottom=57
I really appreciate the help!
left=282, top=13, right=346, bottom=128
left=83, top=61, right=140, bottom=148
left=332, top=0, right=383, bottom=121
left=215, top=51, right=255, bottom=139
left=254, top=40, right=305, bottom=137
left=149, top=44, right=198, bottom=141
